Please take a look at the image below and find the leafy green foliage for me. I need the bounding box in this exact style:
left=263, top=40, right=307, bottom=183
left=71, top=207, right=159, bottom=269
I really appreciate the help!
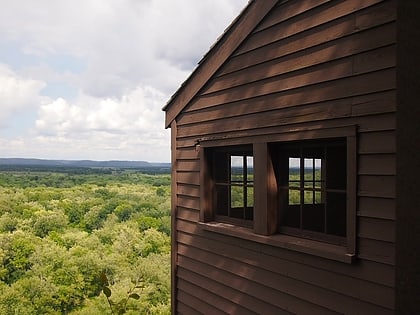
left=100, top=271, right=144, bottom=314
left=0, top=169, right=171, bottom=314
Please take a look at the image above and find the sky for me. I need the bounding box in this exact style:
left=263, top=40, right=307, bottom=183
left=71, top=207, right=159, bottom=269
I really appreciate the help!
left=0, top=0, right=248, bottom=163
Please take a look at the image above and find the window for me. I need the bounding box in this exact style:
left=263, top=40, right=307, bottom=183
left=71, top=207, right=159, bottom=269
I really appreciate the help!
left=199, top=127, right=356, bottom=262
left=207, top=145, right=253, bottom=227
left=274, top=139, right=347, bottom=245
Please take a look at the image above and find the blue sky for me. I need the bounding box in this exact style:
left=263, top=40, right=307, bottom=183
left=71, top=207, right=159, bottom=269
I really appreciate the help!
left=0, top=0, right=248, bottom=162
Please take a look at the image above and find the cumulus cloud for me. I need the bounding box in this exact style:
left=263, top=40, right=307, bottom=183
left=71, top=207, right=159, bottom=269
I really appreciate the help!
left=0, top=0, right=248, bottom=161
left=36, top=85, right=166, bottom=136
left=0, top=0, right=246, bottom=97
left=0, top=64, right=47, bottom=125
left=32, top=84, right=170, bottom=161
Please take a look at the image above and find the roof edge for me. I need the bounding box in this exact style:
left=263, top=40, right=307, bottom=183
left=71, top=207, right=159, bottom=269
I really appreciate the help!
left=163, top=0, right=278, bottom=128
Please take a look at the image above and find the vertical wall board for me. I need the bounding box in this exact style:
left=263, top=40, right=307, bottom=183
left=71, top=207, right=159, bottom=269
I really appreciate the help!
left=395, top=0, right=420, bottom=313
left=170, top=121, right=178, bottom=315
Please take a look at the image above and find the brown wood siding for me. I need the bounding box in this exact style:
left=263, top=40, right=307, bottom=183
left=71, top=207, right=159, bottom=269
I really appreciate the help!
left=171, top=0, right=396, bottom=313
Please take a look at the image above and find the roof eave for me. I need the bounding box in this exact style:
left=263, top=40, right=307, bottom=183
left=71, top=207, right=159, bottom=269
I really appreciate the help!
left=163, top=0, right=278, bottom=128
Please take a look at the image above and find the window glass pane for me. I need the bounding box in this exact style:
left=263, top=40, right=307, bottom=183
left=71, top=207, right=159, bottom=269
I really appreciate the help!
left=247, top=186, right=254, bottom=207
left=315, top=191, right=322, bottom=204
left=231, top=155, right=243, bottom=183
left=304, top=190, right=313, bottom=204
left=247, top=156, right=254, bottom=182
left=289, top=158, right=300, bottom=187
left=231, top=185, right=244, bottom=208
left=304, top=158, right=313, bottom=177
left=289, top=189, right=300, bottom=205
left=289, top=181, right=300, bottom=188
left=315, top=158, right=322, bottom=180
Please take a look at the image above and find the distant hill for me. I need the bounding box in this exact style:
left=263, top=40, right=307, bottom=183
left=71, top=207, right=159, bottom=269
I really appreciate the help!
left=0, top=158, right=170, bottom=169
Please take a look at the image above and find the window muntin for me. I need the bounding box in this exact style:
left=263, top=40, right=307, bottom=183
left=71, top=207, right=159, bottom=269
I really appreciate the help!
left=200, top=128, right=356, bottom=262
left=288, top=156, right=323, bottom=206
left=277, top=139, right=347, bottom=244
left=211, top=146, right=253, bottom=225
left=230, top=155, right=254, bottom=210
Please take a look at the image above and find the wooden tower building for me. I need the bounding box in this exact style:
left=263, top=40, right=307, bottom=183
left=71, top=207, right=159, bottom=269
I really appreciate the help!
left=164, top=0, right=420, bottom=313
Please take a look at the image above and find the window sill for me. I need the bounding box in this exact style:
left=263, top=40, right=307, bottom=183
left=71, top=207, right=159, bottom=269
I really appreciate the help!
left=198, top=221, right=355, bottom=264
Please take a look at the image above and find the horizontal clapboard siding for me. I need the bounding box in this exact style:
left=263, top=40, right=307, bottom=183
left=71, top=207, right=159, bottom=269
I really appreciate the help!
left=176, top=230, right=395, bottom=313
left=172, top=0, right=396, bottom=313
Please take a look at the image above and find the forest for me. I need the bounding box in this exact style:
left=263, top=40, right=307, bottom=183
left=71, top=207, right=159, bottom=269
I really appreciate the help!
left=0, top=167, right=171, bottom=314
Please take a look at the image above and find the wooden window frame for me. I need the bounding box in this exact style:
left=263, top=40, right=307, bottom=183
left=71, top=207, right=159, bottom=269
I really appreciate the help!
left=274, top=138, right=348, bottom=246
left=201, top=145, right=254, bottom=228
left=199, top=126, right=357, bottom=263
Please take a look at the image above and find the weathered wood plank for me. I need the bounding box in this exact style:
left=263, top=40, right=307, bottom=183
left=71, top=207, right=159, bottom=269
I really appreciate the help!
left=177, top=231, right=395, bottom=288
left=351, top=90, right=396, bottom=116
left=235, top=0, right=395, bottom=54
left=181, top=102, right=352, bottom=137
left=178, top=256, right=343, bottom=315
left=178, top=250, right=394, bottom=313
left=205, top=37, right=395, bottom=95
left=177, top=287, right=222, bottom=315
left=194, top=67, right=395, bottom=114
left=177, top=114, right=395, bottom=146
left=178, top=267, right=292, bottom=315
left=177, top=159, right=200, bottom=172
left=177, top=301, right=203, bottom=315
left=358, top=196, right=395, bottom=220
left=359, top=217, right=395, bottom=243
left=254, top=0, right=332, bottom=32
left=177, top=183, right=200, bottom=198
left=359, top=154, right=396, bottom=175
left=227, top=25, right=396, bottom=78
left=358, top=175, right=396, bottom=198
left=230, top=11, right=395, bottom=73
left=184, top=67, right=395, bottom=117
left=353, top=44, right=396, bottom=74
left=177, top=195, right=199, bottom=211
left=359, top=131, right=396, bottom=154
left=177, top=207, right=199, bottom=223
left=181, top=90, right=395, bottom=130
left=178, top=277, right=258, bottom=315
left=176, top=219, right=199, bottom=235
left=177, top=171, right=199, bottom=186
left=358, top=238, right=395, bottom=265
left=177, top=172, right=200, bottom=185
left=175, top=147, right=199, bottom=160
left=179, top=241, right=395, bottom=309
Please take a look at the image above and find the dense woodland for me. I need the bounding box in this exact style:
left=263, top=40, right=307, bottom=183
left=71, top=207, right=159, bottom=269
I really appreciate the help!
left=0, top=168, right=171, bottom=314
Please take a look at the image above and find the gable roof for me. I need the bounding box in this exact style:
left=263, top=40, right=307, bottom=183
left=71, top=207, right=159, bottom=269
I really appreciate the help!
left=163, top=0, right=278, bottom=128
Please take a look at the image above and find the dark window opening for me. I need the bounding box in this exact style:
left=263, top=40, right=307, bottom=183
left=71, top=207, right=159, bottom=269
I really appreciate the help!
left=274, top=138, right=347, bottom=244
left=200, top=128, right=356, bottom=259
left=211, top=146, right=253, bottom=226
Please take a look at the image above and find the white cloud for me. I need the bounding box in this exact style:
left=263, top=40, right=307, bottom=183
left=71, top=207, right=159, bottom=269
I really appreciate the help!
left=0, top=64, right=47, bottom=125
left=32, top=85, right=170, bottom=161
left=36, top=85, right=166, bottom=135
left=0, top=0, right=248, bottom=161
left=0, top=0, right=247, bottom=97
